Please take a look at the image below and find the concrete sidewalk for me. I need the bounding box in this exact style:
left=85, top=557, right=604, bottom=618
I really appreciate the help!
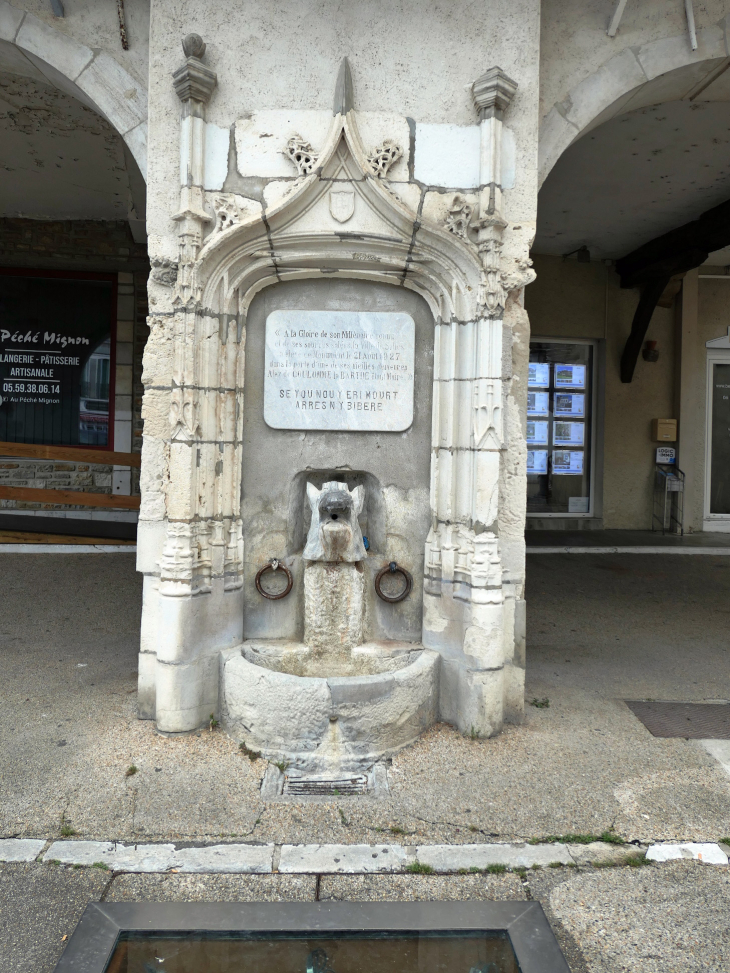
left=2, top=860, right=728, bottom=973
left=2, top=552, right=729, bottom=971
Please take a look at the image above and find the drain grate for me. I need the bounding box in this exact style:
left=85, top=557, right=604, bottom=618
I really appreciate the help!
left=283, top=774, right=370, bottom=797
left=625, top=700, right=730, bottom=739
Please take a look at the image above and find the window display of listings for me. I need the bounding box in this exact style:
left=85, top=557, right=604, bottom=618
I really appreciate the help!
left=526, top=420, right=549, bottom=445
left=554, top=392, right=585, bottom=416
left=526, top=340, right=594, bottom=516
left=528, top=362, right=550, bottom=387
left=527, top=390, right=550, bottom=416
left=554, top=363, right=586, bottom=388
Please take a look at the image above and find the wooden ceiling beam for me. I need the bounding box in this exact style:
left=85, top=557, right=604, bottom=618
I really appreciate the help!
left=615, top=195, right=730, bottom=382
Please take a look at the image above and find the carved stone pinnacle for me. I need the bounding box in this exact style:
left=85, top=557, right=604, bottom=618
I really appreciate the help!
left=472, top=66, right=518, bottom=120
left=333, top=57, right=354, bottom=116
left=173, top=34, right=217, bottom=105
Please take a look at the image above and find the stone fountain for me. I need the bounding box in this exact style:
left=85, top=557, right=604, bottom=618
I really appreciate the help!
left=220, top=480, right=439, bottom=776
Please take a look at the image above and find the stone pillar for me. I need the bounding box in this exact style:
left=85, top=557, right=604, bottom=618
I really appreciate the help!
left=303, top=562, right=365, bottom=654
left=423, top=67, right=530, bottom=738
left=137, top=36, right=245, bottom=732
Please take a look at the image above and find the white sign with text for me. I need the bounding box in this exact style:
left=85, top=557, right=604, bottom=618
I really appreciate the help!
left=264, top=310, right=415, bottom=431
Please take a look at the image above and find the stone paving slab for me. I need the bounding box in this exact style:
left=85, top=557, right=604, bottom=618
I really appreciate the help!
left=646, top=841, right=729, bottom=864
left=42, top=840, right=275, bottom=873
left=0, top=838, right=45, bottom=862
left=174, top=844, right=275, bottom=873
left=530, top=860, right=730, bottom=973
left=319, top=872, right=527, bottom=901
left=415, top=841, right=572, bottom=870
left=564, top=841, right=644, bottom=865
left=106, top=873, right=316, bottom=901
left=0, top=862, right=109, bottom=973
left=279, top=843, right=411, bottom=873
left=44, top=840, right=176, bottom=871
left=27, top=839, right=730, bottom=873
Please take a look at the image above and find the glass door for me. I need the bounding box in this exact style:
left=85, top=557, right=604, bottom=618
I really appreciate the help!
left=704, top=352, right=730, bottom=529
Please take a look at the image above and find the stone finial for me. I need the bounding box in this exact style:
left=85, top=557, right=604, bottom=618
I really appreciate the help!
left=471, top=66, right=518, bottom=120
left=173, top=34, right=217, bottom=105
left=182, top=33, right=206, bottom=59
left=333, top=57, right=354, bottom=116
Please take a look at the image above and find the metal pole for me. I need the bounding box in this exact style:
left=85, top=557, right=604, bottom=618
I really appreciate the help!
left=607, top=0, right=629, bottom=37
left=685, top=0, right=698, bottom=51
left=117, top=0, right=129, bottom=50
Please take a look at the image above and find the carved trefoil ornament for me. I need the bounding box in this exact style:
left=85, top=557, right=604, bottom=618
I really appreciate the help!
left=169, top=386, right=200, bottom=441
left=367, top=139, right=402, bottom=178
left=329, top=186, right=355, bottom=223
left=283, top=134, right=319, bottom=175
left=445, top=194, right=473, bottom=239
left=473, top=379, right=502, bottom=449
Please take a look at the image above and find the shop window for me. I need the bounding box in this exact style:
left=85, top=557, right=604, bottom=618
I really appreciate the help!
left=0, top=270, right=116, bottom=449
left=526, top=339, right=595, bottom=517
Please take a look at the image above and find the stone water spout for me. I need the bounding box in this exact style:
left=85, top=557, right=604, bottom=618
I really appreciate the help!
left=303, top=481, right=366, bottom=562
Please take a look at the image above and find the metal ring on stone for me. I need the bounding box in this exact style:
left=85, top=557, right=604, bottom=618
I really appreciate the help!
left=255, top=559, right=293, bottom=600
left=374, top=561, right=413, bottom=603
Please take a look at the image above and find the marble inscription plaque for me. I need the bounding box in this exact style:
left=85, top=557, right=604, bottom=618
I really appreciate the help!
left=264, top=310, right=415, bottom=431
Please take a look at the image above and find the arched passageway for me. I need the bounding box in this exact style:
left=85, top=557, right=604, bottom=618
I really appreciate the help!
left=0, top=15, right=149, bottom=542
left=525, top=51, right=730, bottom=731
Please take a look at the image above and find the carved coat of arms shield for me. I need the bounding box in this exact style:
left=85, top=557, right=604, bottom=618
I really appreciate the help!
left=329, top=187, right=355, bottom=223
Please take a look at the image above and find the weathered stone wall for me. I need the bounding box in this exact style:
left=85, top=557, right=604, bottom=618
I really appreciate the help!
left=145, top=0, right=540, bottom=265
left=0, top=218, right=147, bottom=270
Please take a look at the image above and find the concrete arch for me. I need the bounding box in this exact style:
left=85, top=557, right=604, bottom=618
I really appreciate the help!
left=538, top=26, right=730, bottom=188
left=0, top=1, right=147, bottom=178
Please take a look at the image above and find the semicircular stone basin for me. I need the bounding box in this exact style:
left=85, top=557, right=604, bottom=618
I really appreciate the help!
left=220, top=641, right=440, bottom=774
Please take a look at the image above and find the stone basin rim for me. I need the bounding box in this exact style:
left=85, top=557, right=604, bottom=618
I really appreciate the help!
left=240, top=638, right=426, bottom=679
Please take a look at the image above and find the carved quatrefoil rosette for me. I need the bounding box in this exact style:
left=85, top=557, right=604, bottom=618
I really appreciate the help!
left=367, top=139, right=402, bottom=178
left=283, top=135, right=319, bottom=175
